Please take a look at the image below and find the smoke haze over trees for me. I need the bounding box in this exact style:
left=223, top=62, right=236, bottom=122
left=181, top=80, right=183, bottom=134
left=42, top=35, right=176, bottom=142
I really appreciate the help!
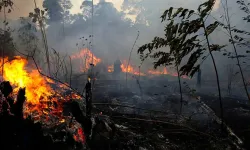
left=1, top=0, right=250, bottom=84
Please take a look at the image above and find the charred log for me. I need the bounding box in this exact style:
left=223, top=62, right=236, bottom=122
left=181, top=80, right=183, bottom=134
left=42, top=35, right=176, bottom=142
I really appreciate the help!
left=0, top=81, right=13, bottom=97
left=66, top=100, right=92, bottom=138
left=12, top=88, right=26, bottom=119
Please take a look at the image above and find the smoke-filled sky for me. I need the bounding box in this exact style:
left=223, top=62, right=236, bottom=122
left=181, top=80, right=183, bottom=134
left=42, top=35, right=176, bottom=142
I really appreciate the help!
left=2, top=0, right=249, bottom=80
left=6, top=0, right=220, bottom=20
left=5, top=0, right=123, bottom=19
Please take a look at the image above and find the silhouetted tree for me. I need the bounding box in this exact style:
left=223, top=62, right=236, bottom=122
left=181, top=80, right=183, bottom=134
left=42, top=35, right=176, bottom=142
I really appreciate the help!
left=0, top=29, right=15, bottom=58
left=219, top=0, right=250, bottom=101
left=138, top=0, right=225, bottom=129
left=29, top=5, right=51, bottom=75
left=18, top=17, right=39, bottom=57
left=43, top=0, right=72, bottom=24
left=43, top=0, right=63, bottom=23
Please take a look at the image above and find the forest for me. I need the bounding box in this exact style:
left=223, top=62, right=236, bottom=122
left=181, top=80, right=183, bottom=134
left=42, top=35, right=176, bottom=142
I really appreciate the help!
left=0, top=0, right=250, bottom=149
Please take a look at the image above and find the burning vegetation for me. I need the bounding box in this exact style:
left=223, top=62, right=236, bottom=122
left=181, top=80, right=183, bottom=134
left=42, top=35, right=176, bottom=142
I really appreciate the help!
left=2, top=56, right=82, bottom=122
left=0, top=56, right=87, bottom=150
left=107, top=61, right=189, bottom=78
left=70, top=48, right=189, bottom=79
left=71, top=48, right=101, bottom=72
left=1, top=0, right=250, bottom=149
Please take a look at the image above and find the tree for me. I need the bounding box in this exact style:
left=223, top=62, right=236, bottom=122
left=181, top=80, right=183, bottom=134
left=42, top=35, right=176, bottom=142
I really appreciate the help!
left=237, top=0, right=250, bottom=22
left=29, top=3, right=51, bottom=76
left=43, top=0, right=63, bottom=23
left=0, top=28, right=15, bottom=58
left=0, top=0, right=14, bottom=75
left=219, top=0, right=250, bottom=101
left=17, top=17, right=39, bottom=58
left=61, top=0, right=73, bottom=24
left=80, top=0, right=93, bottom=20
left=43, top=0, right=72, bottom=24
left=138, top=0, right=225, bottom=130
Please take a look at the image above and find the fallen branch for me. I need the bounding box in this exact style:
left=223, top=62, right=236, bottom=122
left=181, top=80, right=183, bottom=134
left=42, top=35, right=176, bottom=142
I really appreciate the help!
left=111, top=115, right=218, bottom=140
left=93, top=103, right=171, bottom=114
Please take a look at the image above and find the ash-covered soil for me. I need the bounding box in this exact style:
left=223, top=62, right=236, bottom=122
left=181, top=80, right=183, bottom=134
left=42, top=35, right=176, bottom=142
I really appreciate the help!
left=80, top=79, right=247, bottom=149
left=4, top=77, right=247, bottom=150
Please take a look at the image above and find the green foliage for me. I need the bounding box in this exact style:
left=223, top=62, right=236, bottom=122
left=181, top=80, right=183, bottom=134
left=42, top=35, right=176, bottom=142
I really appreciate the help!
left=0, top=0, right=14, bottom=13
left=29, top=8, right=47, bottom=25
left=237, top=0, right=250, bottom=22
left=18, top=17, right=39, bottom=57
left=43, top=0, right=72, bottom=23
left=138, top=0, right=220, bottom=78
left=0, top=28, right=15, bottom=58
left=206, top=21, right=219, bottom=35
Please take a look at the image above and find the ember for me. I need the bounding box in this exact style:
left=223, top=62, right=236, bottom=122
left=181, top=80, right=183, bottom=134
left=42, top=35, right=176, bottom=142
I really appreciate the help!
left=73, top=128, right=86, bottom=144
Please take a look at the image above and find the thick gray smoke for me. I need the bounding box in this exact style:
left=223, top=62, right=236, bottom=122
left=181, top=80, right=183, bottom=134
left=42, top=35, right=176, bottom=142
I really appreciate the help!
left=1, top=0, right=250, bottom=90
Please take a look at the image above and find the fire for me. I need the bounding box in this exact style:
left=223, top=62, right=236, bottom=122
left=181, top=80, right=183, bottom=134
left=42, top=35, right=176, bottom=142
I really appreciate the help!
left=73, top=128, right=85, bottom=144
left=120, top=61, right=134, bottom=74
left=108, top=65, right=114, bottom=73
left=2, top=56, right=81, bottom=121
left=107, top=60, right=144, bottom=76
left=148, top=68, right=168, bottom=75
left=71, top=48, right=101, bottom=72
left=3, top=56, right=54, bottom=104
left=171, top=72, right=189, bottom=79
left=107, top=61, right=189, bottom=79
left=148, top=67, right=189, bottom=79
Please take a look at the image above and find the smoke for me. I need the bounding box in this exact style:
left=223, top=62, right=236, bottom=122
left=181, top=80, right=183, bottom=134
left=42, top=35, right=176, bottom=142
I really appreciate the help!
left=1, top=0, right=249, bottom=83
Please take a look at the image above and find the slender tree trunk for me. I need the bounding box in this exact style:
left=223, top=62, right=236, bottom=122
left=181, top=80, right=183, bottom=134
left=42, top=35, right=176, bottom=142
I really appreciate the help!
left=176, top=64, right=183, bottom=115
left=126, top=31, right=140, bottom=87
left=2, top=2, right=6, bottom=78
left=202, top=20, right=224, bottom=132
left=69, top=56, right=72, bottom=86
left=197, top=68, right=201, bottom=89
left=34, top=0, right=50, bottom=76
left=224, top=0, right=250, bottom=101
left=138, top=66, right=141, bottom=81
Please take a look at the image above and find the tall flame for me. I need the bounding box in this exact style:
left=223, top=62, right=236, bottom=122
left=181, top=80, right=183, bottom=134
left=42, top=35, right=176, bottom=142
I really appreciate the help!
left=2, top=56, right=81, bottom=121
left=3, top=56, right=54, bottom=104
left=71, top=48, right=101, bottom=72
left=120, top=60, right=136, bottom=74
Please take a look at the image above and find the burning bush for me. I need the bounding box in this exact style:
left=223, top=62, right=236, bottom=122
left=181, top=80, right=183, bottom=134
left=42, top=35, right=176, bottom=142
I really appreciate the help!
left=1, top=56, right=82, bottom=122
left=0, top=66, right=86, bottom=149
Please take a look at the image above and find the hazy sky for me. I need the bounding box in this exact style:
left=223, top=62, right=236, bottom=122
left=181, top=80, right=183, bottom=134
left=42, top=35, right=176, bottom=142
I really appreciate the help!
left=4, top=0, right=220, bottom=20
left=3, top=0, right=123, bottom=19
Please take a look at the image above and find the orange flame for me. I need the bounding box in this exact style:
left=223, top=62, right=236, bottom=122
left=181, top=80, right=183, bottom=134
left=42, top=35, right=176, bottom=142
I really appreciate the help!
left=2, top=56, right=81, bottom=121
left=71, top=48, right=101, bottom=72
left=120, top=60, right=145, bottom=76
left=107, top=60, right=145, bottom=76
left=107, top=61, right=189, bottom=79
left=148, top=67, right=189, bottom=79
left=148, top=68, right=168, bottom=75
left=3, top=56, right=54, bottom=104
left=108, top=65, right=114, bottom=73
